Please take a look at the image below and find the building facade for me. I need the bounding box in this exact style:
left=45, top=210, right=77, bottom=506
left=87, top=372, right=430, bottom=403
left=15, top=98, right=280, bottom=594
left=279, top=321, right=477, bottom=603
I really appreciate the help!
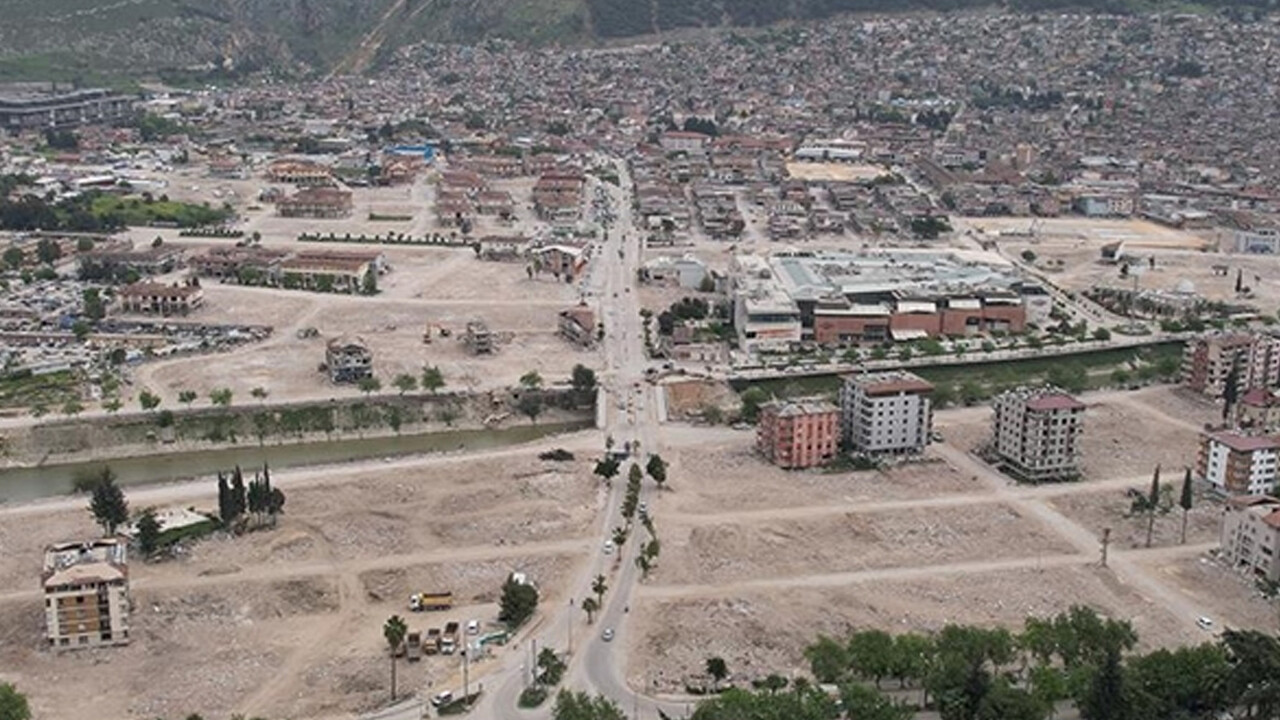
left=0, top=88, right=132, bottom=132
left=43, top=539, right=130, bottom=649
left=1197, top=431, right=1280, bottom=496
left=277, top=187, right=353, bottom=218
left=325, top=336, right=372, bottom=383
left=1182, top=331, right=1280, bottom=398
left=1219, top=496, right=1280, bottom=583
left=117, top=282, right=204, bottom=315
left=840, top=371, right=935, bottom=456
left=756, top=399, right=841, bottom=469
left=992, top=387, right=1085, bottom=481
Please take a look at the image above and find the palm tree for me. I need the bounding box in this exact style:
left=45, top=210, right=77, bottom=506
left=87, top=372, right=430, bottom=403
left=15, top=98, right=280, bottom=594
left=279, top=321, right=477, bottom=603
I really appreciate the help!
left=383, top=615, right=408, bottom=701
left=581, top=596, right=599, bottom=624
left=592, top=574, right=608, bottom=606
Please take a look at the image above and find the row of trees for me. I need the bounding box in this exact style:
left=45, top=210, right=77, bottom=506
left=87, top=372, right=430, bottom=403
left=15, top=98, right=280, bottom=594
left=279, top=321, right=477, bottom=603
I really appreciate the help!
left=216, top=465, right=285, bottom=530
left=790, top=606, right=1280, bottom=720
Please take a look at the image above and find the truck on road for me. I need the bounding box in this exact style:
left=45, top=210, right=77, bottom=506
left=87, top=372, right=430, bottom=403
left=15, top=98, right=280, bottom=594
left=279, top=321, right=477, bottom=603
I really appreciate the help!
left=409, top=591, right=453, bottom=612
left=406, top=631, right=422, bottom=662
left=441, top=621, right=460, bottom=654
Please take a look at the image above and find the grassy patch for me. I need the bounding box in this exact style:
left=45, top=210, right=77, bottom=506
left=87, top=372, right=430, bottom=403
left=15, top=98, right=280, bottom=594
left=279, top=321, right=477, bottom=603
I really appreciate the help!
left=518, top=686, right=549, bottom=708
left=0, top=370, right=80, bottom=410
left=89, top=195, right=231, bottom=228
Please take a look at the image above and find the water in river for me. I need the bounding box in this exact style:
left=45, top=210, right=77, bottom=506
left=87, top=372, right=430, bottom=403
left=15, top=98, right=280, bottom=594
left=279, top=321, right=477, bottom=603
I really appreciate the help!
left=0, top=421, right=589, bottom=503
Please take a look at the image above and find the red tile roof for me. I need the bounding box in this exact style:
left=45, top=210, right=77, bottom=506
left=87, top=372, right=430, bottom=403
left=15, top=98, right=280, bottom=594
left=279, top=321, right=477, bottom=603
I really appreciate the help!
left=1209, top=431, right=1280, bottom=453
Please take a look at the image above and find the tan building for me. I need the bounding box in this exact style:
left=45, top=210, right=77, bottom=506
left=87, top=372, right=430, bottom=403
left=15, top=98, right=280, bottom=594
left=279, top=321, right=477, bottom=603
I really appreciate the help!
left=326, top=336, right=372, bottom=383
left=277, top=187, right=353, bottom=218
left=756, top=399, right=840, bottom=469
left=117, top=281, right=204, bottom=315
left=1237, top=388, right=1280, bottom=431
left=993, top=386, right=1085, bottom=481
left=840, top=371, right=934, bottom=456
left=280, top=250, right=381, bottom=293
left=1219, top=495, right=1280, bottom=583
left=43, top=538, right=130, bottom=650
left=266, top=159, right=332, bottom=186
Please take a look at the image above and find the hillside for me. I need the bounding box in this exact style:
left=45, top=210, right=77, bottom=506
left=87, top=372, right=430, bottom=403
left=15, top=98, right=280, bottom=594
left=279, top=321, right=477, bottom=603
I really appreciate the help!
left=0, top=0, right=1269, bottom=83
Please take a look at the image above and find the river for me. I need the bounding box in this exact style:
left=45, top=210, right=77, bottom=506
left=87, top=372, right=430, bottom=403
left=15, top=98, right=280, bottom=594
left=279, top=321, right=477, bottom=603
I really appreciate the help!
left=0, top=420, right=590, bottom=503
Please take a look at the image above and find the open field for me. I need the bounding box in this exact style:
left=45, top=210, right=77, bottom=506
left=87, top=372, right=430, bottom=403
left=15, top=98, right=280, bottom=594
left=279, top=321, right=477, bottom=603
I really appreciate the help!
left=961, top=216, right=1216, bottom=251
left=785, top=162, right=889, bottom=183
left=936, top=385, right=1205, bottom=479
left=129, top=250, right=594, bottom=405
left=656, top=502, right=1075, bottom=585
left=663, top=440, right=978, bottom=515
left=1047, top=485, right=1224, bottom=550
left=0, top=447, right=602, bottom=720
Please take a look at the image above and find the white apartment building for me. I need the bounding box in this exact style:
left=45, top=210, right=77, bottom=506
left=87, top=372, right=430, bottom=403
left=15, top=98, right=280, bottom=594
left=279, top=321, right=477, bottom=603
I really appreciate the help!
left=1220, top=496, right=1280, bottom=583
left=839, top=371, right=935, bottom=456
left=1197, top=431, right=1280, bottom=496
left=992, top=386, right=1086, bottom=481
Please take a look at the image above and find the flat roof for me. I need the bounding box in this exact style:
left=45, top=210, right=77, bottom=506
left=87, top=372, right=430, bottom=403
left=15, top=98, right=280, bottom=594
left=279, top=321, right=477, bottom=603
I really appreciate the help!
left=848, top=371, right=934, bottom=396
left=1208, top=431, right=1280, bottom=453
left=1026, top=394, right=1086, bottom=412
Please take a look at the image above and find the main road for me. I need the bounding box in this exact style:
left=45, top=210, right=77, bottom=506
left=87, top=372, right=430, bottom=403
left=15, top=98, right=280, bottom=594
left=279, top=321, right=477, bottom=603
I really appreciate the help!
left=458, top=156, right=681, bottom=720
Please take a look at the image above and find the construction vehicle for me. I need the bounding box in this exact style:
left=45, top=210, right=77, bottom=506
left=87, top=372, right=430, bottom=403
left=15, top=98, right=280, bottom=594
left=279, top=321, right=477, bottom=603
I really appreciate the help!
left=406, top=631, right=422, bottom=662
left=441, top=621, right=460, bottom=654
left=409, top=591, right=454, bottom=612
left=423, top=628, right=442, bottom=655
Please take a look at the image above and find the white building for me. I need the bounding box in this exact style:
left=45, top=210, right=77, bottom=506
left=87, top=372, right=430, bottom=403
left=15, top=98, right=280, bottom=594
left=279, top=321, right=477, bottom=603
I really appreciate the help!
left=1236, top=227, right=1280, bottom=255
left=1198, top=431, right=1280, bottom=496
left=1220, top=496, right=1280, bottom=583
left=839, top=371, right=935, bottom=456
left=732, top=255, right=801, bottom=352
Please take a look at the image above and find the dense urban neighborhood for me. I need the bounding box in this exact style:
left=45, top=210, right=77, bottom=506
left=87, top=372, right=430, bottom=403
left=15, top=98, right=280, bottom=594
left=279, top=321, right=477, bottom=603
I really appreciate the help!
left=1, top=6, right=1280, bottom=720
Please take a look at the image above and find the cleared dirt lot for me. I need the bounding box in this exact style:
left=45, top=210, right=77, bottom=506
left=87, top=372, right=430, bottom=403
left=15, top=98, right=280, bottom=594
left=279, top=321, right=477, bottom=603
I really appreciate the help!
left=935, top=386, right=1205, bottom=480
left=630, top=564, right=1192, bottom=694
left=1047, top=486, right=1223, bottom=550
left=664, top=440, right=978, bottom=515
left=0, top=448, right=601, bottom=720
left=656, top=503, right=1073, bottom=586
left=1140, top=555, right=1280, bottom=633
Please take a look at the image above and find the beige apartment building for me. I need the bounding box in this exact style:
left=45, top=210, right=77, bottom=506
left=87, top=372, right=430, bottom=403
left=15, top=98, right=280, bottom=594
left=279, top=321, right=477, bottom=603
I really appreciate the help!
left=1219, top=495, right=1280, bottom=583
left=1182, top=331, right=1280, bottom=398
left=43, top=538, right=130, bottom=649
left=993, top=386, right=1086, bottom=481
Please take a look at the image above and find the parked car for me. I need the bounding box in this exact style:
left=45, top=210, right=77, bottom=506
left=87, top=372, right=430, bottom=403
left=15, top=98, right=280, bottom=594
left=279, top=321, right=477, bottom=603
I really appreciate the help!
left=602, top=628, right=615, bottom=642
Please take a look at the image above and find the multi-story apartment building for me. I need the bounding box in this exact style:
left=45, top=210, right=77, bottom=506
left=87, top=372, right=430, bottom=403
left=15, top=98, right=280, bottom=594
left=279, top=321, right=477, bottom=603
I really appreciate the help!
left=839, top=371, right=934, bottom=456
left=43, top=538, right=130, bottom=650
left=992, top=386, right=1086, bottom=481
left=1197, top=431, right=1280, bottom=496
left=756, top=399, right=840, bottom=469
left=1219, top=495, right=1280, bottom=583
left=1182, top=331, right=1280, bottom=398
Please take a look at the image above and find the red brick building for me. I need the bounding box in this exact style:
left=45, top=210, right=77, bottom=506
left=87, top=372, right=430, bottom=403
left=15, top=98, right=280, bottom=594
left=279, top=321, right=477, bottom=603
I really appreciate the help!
left=756, top=399, right=841, bottom=469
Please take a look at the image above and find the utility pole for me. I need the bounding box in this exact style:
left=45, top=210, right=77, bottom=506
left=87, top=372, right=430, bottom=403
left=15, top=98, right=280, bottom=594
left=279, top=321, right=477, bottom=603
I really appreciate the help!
left=531, top=638, right=538, bottom=687
left=1101, top=527, right=1111, bottom=567
left=568, top=597, right=574, bottom=655
left=462, top=647, right=470, bottom=707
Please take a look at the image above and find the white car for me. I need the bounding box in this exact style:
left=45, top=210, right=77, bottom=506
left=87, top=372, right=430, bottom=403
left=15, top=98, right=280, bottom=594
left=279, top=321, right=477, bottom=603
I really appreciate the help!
left=603, top=540, right=615, bottom=555
left=602, top=628, right=615, bottom=642
left=431, top=691, right=454, bottom=707
left=467, top=619, right=480, bottom=635
left=1197, top=616, right=1214, bottom=631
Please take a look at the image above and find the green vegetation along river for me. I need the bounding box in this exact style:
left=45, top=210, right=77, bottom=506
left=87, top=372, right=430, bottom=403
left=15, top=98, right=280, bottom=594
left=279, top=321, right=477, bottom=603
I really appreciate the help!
left=0, top=420, right=590, bottom=504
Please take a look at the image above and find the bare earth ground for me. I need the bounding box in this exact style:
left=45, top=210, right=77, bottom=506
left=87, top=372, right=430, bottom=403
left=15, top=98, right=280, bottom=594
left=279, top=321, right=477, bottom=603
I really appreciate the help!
left=936, top=387, right=1208, bottom=480
left=128, top=249, right=595, bottom=404
left=629, top=385, right=1277, bottom=694
left=0, top=450, right=603, bottom=720
left=957, top=216, right=1280, bottom=310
